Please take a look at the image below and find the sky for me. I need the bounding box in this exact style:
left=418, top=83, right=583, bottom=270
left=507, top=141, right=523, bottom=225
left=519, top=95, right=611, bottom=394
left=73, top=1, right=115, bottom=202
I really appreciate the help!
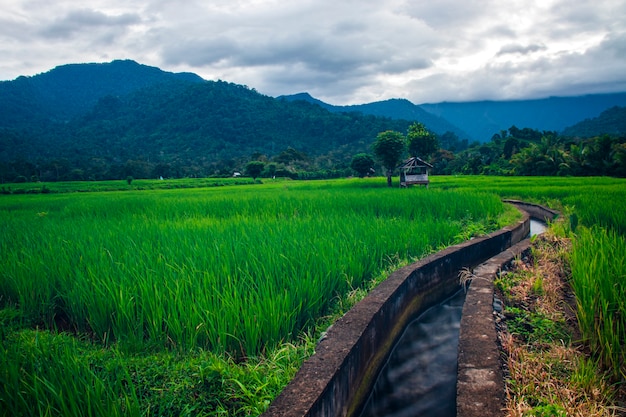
left=1, top=0, right=625, bottom=105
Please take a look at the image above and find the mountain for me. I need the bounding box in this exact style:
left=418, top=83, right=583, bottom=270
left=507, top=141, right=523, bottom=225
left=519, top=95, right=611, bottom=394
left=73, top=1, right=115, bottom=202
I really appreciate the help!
left=279, top=93, right=470, bottom=140
left=561, top=106, right=626, bottom=138
left=2, top=59, right=626, bottom=182
left=281, top=92, right=626, bottom=143
left=420, top=93, right=626, bottom=142
left=0, top=59, right=203, bottom=126
left=0, top=71, right=412, bottom=181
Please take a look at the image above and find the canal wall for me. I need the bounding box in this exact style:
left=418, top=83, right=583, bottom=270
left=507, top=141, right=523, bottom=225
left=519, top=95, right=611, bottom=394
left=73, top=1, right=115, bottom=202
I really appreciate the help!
left=263, top=206, right=531, bottom=417
left=456, top=201, right=560, bottom=417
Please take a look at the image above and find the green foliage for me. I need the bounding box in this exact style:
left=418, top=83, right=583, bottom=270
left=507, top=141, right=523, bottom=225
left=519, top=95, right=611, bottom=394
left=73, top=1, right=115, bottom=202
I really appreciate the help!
left=569, top=227, right=626, bottom=381
left=406, top=122, right=438, bottom=159
left=524, top=403, right=566, bottom=417
left=350, top=153, right=375, bottom=177
left=245, top=161, right=265, bottom=180
left=0, top=80, right=412, bottom=182
left=504, top=306, right=569, bottom=345
left=436, top=126, right=626, bottom=177
left=372, top=130, right=406, bottom=186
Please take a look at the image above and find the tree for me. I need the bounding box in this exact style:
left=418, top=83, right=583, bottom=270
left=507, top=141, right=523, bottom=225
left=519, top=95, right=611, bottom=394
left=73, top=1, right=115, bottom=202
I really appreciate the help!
left=245, top=160, right=265, bottom=180
left=372, top=130, right=406, bottom=187
left=350, top=153, right=375, bottom=178
left=407, top=122, right=438, bottom=159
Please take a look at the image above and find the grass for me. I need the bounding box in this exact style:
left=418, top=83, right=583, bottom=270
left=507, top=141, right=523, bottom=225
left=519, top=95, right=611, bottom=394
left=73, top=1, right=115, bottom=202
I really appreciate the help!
left=2, top=174, right=625, bottom=416
left=0, top=176, right=257, bottom=194
left=446, top=175, right=626, bottom=414
left=0, top=177, right=513, bottom=416
left=496, top=233, right=621, bottom=416
left=569, top=227, right=626, bottom=382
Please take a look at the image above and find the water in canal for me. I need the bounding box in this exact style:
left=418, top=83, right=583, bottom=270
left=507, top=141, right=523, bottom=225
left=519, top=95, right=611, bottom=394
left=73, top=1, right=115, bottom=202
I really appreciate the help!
left=359, top=290, right=465, bottom=417
left=360, top=219, right=547, bottom=417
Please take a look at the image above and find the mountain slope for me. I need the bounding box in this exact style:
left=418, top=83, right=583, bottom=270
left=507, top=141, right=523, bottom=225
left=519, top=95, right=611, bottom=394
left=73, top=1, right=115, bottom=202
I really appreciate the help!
left=562, top=106, right=626, bottom=138
left=420, top=93, right=626, bottom=142
left=0, top=60, right=203, bottom=126
left=1, top=79, right=412, bottom=181
left=279, top=93, right=470, bottom=140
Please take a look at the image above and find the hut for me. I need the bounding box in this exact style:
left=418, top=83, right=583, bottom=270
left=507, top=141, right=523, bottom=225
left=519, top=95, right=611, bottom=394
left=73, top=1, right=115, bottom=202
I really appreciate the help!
left=398, top=156, right=433, bottom=187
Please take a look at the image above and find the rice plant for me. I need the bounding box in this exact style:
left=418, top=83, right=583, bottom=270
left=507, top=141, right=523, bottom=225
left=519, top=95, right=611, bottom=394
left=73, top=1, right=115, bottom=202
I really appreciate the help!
left=0, top=180, right=507, bottom=356
left=569, top=227, right=626, bottom=381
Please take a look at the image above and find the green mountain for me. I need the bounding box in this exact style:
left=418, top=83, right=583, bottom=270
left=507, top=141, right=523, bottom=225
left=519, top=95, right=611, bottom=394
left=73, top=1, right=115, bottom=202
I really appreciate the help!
left=2, top=59, right=625, bottom=182
left=279, top=93, right=470, bottom=140
left=280, top=92, right=626, bottom=143
left=562, top=106, right=626, bottom=138
left=420, top=94, right=626, bottom=142
left=0, top=59, right=203, bottom=126
left=0, top=66, right=411, bottom=182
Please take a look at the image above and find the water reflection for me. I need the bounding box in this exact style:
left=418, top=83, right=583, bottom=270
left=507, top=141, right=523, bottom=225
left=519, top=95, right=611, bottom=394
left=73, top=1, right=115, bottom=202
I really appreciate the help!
left=359, top=290, right=465, bottom=417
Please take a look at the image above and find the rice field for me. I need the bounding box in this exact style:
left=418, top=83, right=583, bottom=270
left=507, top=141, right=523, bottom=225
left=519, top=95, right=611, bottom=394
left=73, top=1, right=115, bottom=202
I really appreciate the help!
left=569, top=227, right=626, bottom=381
left=2, top=175, right=624, bottom=416
left=1, top=178, right=514, bottom=416
left=432, top=175, right=626, bottom=383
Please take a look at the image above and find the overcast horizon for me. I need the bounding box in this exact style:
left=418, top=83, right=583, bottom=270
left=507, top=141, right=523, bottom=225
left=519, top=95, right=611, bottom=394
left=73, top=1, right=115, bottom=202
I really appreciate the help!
left=2, top=0, right=626, bottom=105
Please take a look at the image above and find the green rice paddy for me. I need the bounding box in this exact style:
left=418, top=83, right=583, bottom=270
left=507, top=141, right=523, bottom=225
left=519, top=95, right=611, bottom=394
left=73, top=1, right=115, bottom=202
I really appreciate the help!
left=1, top=175, right=624, bottom=416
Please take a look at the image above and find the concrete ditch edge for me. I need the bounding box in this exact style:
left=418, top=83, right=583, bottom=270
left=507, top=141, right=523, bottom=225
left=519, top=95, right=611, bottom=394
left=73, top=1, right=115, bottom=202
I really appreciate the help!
left=456, top=238, right=532, bottom=417
left=456, top=202, right=560, bottom=417
left=263, top=207, right=531, bottom=417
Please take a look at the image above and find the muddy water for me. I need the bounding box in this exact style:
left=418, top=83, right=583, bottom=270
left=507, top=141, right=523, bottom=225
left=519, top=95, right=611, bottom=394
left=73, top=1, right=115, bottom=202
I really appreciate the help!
left=359, top=290, right=465, bottom=417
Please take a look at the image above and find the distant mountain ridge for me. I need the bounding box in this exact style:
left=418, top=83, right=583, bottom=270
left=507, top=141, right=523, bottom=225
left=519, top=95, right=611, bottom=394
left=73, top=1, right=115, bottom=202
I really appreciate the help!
left=281, top=91, right=626, bottom=142
left=420, top=94, right=626, bottom=141
left=2, top=59, right=626, bottom=183
left=279, top=93, right=471, bottom=140
left=561, top=106, right=626, bottom=138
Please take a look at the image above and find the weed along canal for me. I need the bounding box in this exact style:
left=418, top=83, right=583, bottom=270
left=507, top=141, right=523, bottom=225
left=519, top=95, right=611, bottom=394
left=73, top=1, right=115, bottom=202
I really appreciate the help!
left=263, top=202, right=558, bottom=417
left=358, top=219, right=548, bottom=417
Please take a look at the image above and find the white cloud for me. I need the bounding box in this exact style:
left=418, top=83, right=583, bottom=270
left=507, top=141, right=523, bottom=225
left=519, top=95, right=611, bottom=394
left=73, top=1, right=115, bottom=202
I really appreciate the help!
left=0, top=0, right=625, bottom=104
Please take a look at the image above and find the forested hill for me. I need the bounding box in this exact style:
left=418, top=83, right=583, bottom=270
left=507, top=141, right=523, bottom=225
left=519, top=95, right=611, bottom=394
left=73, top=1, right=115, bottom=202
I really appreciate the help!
left=282, top=92, right=626, bottom=143
left=420, top=93, right=626, bottom=142
left=0, top=60, right=203, bottom=126
left=562, top=106, right=626, bottom=138
left=1, top=79, right=411, bottom=182
left=279, top=93, right=470, bottom=140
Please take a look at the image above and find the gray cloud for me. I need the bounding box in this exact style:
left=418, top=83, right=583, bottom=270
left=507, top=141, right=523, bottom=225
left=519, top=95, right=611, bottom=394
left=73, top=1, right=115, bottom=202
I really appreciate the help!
left=39, top=8, right=141, bottom=39
left=0, top=0, right=625, bottom=104
left=497, top=43, right=547, bottom=56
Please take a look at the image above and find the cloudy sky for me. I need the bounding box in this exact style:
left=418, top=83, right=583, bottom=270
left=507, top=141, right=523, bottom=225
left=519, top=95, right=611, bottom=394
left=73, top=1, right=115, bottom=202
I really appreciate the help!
left=1, top=0, right=625, bottom=104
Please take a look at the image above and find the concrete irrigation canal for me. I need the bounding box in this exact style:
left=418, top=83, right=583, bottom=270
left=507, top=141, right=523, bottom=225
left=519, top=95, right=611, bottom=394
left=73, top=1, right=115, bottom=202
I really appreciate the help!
left=262, top=201, right=558, bottom=417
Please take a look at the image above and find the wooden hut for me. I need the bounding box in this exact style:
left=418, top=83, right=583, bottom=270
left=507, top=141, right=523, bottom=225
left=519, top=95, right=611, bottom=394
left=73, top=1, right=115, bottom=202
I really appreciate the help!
left=399, top=156, right=433, bottom=187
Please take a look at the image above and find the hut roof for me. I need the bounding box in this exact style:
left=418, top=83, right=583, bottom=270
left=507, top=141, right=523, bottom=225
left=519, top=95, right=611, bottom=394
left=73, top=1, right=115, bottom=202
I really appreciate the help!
left=398, top=156, right=433, bottom=169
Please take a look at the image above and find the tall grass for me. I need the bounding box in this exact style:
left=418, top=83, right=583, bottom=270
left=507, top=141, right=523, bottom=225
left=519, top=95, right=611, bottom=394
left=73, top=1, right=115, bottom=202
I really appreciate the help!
left=0, top=180, right=506, bottom=356
left=0, top=330, right=140, bottom=417
left=1, top=179, right=512, bottom=416
left=569, top=227, right=626, bottom=381
left=434, top=175, right=626, bottom=381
